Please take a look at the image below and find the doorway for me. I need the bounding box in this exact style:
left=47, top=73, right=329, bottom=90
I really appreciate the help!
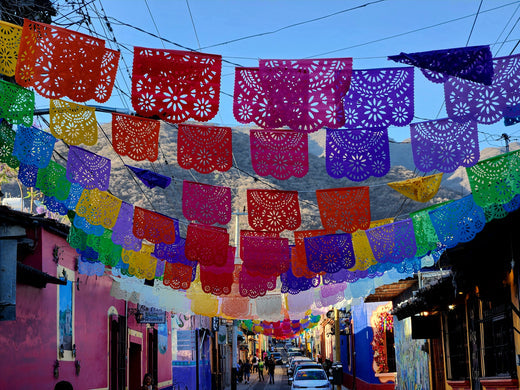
left=129, top=342, right=142, bottom=390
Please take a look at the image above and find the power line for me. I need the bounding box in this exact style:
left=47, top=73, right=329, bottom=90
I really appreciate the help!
left=197, top=0, right=387, bottom=51
left=307, top=1, right=520, bottom=58
left=185, top=0, right=201, bottom=50
left=466, top=0, right=483, bottom=46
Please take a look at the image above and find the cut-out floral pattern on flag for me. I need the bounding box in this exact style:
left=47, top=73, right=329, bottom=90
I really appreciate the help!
left=389, top=45, right=494, bottom=85
left=122, top=244, right=157, bottom=280
left=239, top=267, right=277, bottom=299
left=250, top=129, right=309, bottom=180
left=240, top=230, right=290, bottom=277
left=177, top=123, right=232, bottom=173
left=66, top=145, right=111, bottom=191
left=343, top=67, right=414, bottom=128
left=126, top=165, right=171, bottom=189
left=182, top=181, right=231, bottom=225
left=133, top=206, right=177, bottom=245
left=185, top=223, right=229, bottom=266
left=387, top=173, right=443, bottom=202
left=0, top=120, right=19, bottom=168
left=0, top=21, right=22, bottom=77
left=50, top=99, right=97, bottom=146
left=132, top=47, right=222, bottom=123
left=304, top=233, right=355, bottom=274
left=0, top=80, right=34, bottom=126
left=293, top=229, right=332, bottom=278
left=163, top=261, right=195, bottom=290
left=234, top=58, right=352, bottom=133
left=410, top=117, right=479, bottom=173
left=466, top=149, right=520, bottom=208
left=325, top=127, right=390, bottom=181
left=154, top=237, right=187, bottom=264
left=111, top=202, right=142, bottom=252
left=44, top=183, right=84, bottom=217
left=366, top=219, right=417, bottom=264
left=281, top=259, right=321, bottom=295
left=75, top=188, right=122, bottom=229
left=200, top=247, right=235, bottom=296
left=35, top=160, right=70, bottom=199
left=177, top=124, right=233, bottom=173
left=96, top=48, right=120, bottom=103
left=504, top=104, right=520, bottom=126
left=429, top=195, right=486, bottom=249
left=18, top=162, right=38, bottom=187
left=316, top=186, right=371, bottom=233
left=351, top=218, right=394, bottom=274
left=16, top=19, right=117, bottom=103
left=112, top=113, right=160, bottom=162
left=410, top=204, right=443, bottom=257
left=247, top=189, right=301, bottom=233
left=444, top=54, right=520, bottom=124
left=13, top=125, right=56, bottom=168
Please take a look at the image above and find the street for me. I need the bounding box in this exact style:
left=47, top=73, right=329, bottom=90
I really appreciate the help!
left=227, top=365, right=291, bottom=390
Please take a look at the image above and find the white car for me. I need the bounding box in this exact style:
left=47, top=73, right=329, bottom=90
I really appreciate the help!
left=290, top=368, right=332, bottom=389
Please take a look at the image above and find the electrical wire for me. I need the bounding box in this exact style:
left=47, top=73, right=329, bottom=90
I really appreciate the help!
left=197, top=0, right=387, bottom=51
left=185, top=0, right=201, bottom=49
left=307, top=1, right=520, bottom=58
left=466, top=0, right=483, bottom=46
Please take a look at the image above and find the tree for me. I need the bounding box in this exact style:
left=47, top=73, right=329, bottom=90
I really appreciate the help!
left=0, top=162, right=23, bottom=210
left=0, top=0, right=57, bottom=26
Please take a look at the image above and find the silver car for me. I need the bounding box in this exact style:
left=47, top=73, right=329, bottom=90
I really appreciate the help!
left=290, top=368, right=332, bottom=389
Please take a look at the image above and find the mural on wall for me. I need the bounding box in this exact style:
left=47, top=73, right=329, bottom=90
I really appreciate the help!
left=394, top=317, right=430, bottom=390
left=370, top=302, right=395, bottom=383
left=158, top=323, right=168, bottom=354
left=59, top=274, right=74, bottom=352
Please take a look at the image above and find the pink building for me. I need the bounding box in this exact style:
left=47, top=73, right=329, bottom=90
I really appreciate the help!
left=0, top=206, right=174, bottom=389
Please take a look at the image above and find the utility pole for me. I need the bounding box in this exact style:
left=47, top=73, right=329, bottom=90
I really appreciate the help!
left=334, top=308, right=341, bottom=390
left=501, top=133, right=511, bottom=153
left=231, top=208, right=246, bottom=390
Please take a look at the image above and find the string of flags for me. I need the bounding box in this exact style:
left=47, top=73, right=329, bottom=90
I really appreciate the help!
left=2, top=17, right=520, bottom=323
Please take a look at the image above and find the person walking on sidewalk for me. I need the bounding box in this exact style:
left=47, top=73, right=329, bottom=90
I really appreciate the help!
left=243, top=358, right=251, bottom=384
left=267, top=357, right=275, bottom=384
left=252, top=355, right=258, bottom=373
left=258, top=358, right=264, bottom=381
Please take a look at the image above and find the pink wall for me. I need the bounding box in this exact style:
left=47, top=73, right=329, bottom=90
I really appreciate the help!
left=0, top=226, right=173, bottom=389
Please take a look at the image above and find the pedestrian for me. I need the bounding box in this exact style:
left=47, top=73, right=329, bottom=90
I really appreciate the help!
left=140, top=373, right=158, bottom=390
left=258, top=358, right=265, bottom=381
left=237, top=359, right=243, bottom=383
left=267, top=357, right=275, bottom=384
left=252, top=354, right=258, bottom=373
left=54, top=381, right=73, bottom=390
left=243, top=358, right=251, bottom=384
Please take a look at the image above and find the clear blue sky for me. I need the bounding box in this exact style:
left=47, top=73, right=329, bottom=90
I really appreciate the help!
left=45, top=0, right=520, bottom=149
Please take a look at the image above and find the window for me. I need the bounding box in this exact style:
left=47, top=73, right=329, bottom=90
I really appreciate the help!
left=479, top=287, right=516, bottom=378
left=443, top=305, right=469, bottom=380
left=57, top=266, right=75, bottom=361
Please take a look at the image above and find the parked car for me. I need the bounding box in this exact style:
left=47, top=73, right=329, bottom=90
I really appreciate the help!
left=288, top=362, right=323, bottom=384
left=287, top=356, right=312, bottom=376
left=290, top=368, right=332, bottom=390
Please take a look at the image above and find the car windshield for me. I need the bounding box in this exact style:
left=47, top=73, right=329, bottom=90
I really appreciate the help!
left=297, top=365, right=321, bottom=371
left=295, top=370, right=327, bottom=380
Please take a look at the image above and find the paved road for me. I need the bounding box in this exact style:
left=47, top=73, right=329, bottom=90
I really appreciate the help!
left=232, top=364, right=291, bottom=390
